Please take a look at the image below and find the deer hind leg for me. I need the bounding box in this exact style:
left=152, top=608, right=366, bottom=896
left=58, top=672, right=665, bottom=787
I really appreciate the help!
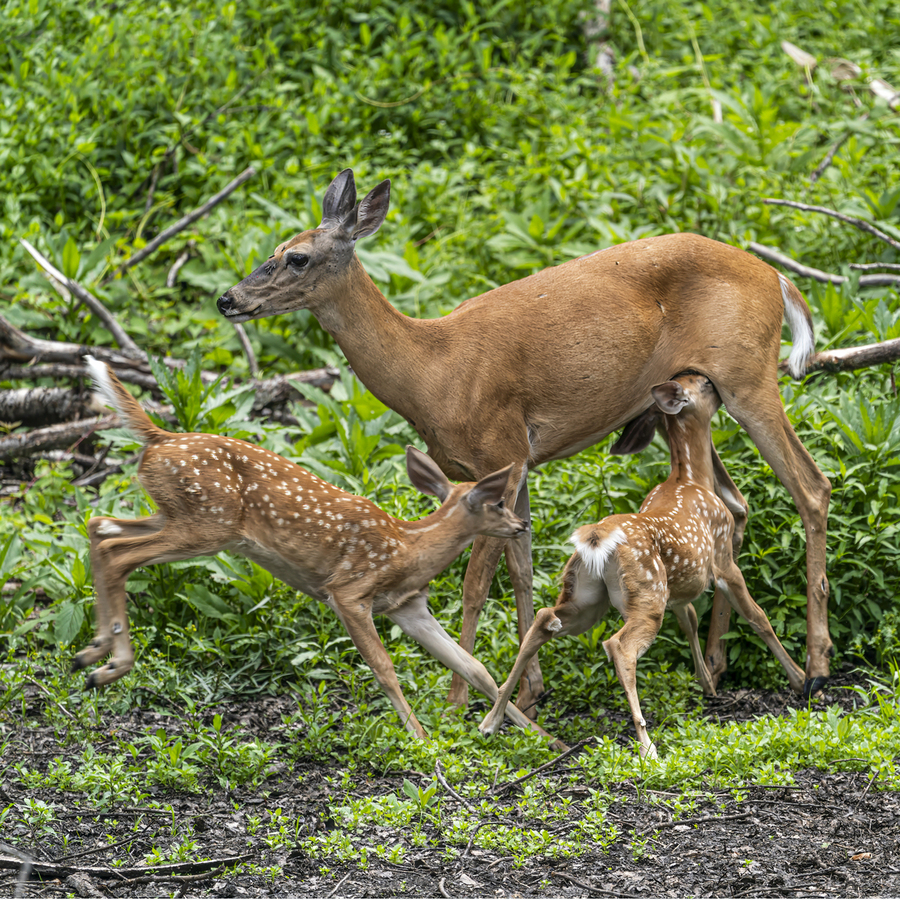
left=672, top=601, right=717, bottom=697
left=724, top=387, right=832, bottom=695
left=502, top=480, right=545, bottom=718
left=715, top=561, right=806, bottom=695
left=603, top=601, right=665, bottom=760
left=74, top=515, right=166, bottom=677
left=332, top=590, right=427, bottom=740
left=388, top=592, right=563, bottom=748
left=704, top=448, right=750, bottom=687
left=480, top=553, right=607, bottom=741
left=78, top=517, right=223, bottom=688
left=446, top=535, right=506, bottom=710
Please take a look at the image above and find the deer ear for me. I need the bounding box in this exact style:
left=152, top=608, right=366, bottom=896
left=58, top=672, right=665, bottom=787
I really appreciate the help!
left=405, top=446, right=451, bottom=502
left=465, top=465, right=513, bottom=510
left=351, top=180, right=390, bottom=241
left=609, top=408, right=662, bottom=455
left=320, top=169, right=357, bottom=229
left=651, top=381, right=690, bottom=416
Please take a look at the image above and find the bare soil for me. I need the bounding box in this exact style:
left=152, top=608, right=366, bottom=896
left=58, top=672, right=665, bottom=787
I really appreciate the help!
left=2, top=671, right=899, bottom=899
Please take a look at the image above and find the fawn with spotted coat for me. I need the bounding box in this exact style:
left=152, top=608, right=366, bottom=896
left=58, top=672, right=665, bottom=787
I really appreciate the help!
left=75, top=356, right=558, bottom=743
left=479, top=374, right=805, bottom=758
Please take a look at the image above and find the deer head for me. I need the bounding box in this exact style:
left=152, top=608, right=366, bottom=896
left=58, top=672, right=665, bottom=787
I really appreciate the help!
left=217, top=169, right=390, bottom=322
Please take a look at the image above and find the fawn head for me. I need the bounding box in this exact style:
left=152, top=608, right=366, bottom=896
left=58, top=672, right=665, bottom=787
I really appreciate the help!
left=610, top=373, right=721, bottom=454
left=405, top=446, right=527, bottom=540
left=217, top=169, right=390, bottom=322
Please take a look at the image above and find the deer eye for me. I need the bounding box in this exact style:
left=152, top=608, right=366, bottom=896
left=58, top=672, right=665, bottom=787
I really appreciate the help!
left=496, top=499, right=505, bottom=510
left=287, top=253, right=309, bottom=270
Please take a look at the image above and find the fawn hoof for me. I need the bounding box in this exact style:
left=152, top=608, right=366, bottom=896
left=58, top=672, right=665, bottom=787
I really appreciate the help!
left=71, top=656, right=87, bottom=673
left=84, top=671, right=99, bottom=690
left=804, top=675, right=828, bottom=700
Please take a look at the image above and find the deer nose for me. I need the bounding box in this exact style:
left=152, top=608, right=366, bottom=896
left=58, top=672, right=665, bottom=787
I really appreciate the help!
left=217, top=293, right=234, bottom=314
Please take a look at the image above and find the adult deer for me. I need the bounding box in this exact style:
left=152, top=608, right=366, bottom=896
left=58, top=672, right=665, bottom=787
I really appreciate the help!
left=75, top=356, right=560, bottom=744
left=217, top=169, right=832, bottom=707
left=479, top=374, right=806, bottom=758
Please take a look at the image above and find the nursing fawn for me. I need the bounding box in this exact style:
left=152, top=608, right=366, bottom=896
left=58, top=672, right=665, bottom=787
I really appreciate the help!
left=479, top=374, right=805, bottom=758
left=75, top=356, right=557, bottom=743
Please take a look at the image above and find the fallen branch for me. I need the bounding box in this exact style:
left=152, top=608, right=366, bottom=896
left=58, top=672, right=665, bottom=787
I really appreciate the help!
left=804, top=338, right=900, bottom=374
left=0, top=317, right=339, bottom=401
left=19, top=240, right=143, bottom=357
left=639, top=810, right=751, bottom=836
left=492, top=737, right=594, bottom=795
left=0, top=415, right=116, bottom=462
left=0, top=387, right=98, bottom=427
left=166, top=239, right=196, bottom=287
left=748, top=243, right=900, bottom=287
left=0, top=853, right=251, bottom=880
left=108, top=167, right=256, bottom=281
left=763, top=198, right=900, bottom=253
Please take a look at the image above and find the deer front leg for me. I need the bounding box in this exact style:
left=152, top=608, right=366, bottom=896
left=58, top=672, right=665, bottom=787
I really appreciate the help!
left=672, top=601, right=717, bottom=697
left=503, top=480, right=545, bottom=717
left=446, top=535, right=505, bottom=709
left=705, top=449, right=749, bottom=688
left=388, top=592, right=563, bottom=748
left=333, top=591, right=428, bottom=740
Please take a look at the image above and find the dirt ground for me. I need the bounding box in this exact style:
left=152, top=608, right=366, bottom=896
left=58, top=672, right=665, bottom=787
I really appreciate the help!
left=2, top=673, right=899, bottom=899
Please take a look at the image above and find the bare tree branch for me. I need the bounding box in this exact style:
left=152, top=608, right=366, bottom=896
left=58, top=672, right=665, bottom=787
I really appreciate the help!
left=763, top=198, right=900, bottom=253
left=166, top=240, right=196, bottom=288
left=748, top=243, right=900, bottom=286
left=19, top=240, right=144, bottom=357
left=108, top=167, right=256, bottom=281
left=232, top=322, right=259, bottom=378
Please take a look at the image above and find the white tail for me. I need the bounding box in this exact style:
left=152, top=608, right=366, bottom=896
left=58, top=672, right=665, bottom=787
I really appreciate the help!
left=480, top=374, right=805, bottom=758
left=217, top=169, right=832, bottom=711
left=75, top=358, right=559, bottom=745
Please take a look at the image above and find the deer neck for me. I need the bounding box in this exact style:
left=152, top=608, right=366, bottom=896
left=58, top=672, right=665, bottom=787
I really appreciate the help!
left=394, top=504, right=474, bottom=584
left=311, top=256, right=431, bottom=419
left=665, top=416, right=715, bottom=490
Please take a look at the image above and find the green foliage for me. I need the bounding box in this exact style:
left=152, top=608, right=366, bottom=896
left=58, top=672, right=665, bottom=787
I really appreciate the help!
left=2, top=0, right=900, bottom=840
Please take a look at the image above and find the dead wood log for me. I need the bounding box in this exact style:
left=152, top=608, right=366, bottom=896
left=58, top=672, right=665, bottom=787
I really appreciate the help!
left=805, top=338, right=900, bottom=374
left=0, top=387, right=100, bottom=427
left=0, top=415, right=116, bottom=462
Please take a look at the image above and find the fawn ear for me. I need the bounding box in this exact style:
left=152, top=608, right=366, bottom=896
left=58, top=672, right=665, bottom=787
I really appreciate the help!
left=405, top=446, right=451, bottom=502
left=465, top=464, right=513, bottom=510
left=651, top=381, right=690, bottom=415
left=610, top=407, right=662, bottom=454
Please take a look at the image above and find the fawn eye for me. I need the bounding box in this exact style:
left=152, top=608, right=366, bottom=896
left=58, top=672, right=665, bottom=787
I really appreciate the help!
left=287, top=253, right=309, bottom=270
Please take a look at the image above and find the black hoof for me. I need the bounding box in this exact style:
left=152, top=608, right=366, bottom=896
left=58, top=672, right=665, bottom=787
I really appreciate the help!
left=804, top=676, right=828, bottom=700
left=84, top=672, right=98, bottom=690
left=71, top=657, right=86, bottom=673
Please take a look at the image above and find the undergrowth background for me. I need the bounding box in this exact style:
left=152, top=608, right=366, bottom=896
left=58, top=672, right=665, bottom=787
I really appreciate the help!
left=1, top=0, right=900, bottom=745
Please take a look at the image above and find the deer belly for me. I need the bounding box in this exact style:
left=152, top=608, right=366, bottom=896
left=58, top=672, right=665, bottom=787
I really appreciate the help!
left=229, top=539, right=328, bottom=601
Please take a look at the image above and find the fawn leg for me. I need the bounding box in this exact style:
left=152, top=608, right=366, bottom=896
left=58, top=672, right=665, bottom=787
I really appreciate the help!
left=672, top=601, right=717, bottom=697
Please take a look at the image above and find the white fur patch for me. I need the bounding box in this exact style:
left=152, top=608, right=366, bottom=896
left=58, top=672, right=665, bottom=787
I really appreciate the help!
left=96, top=522, right=123, bottom=536
left=780, top=275, right=814, bottom=379
left=85, top=355, right=123, bottom=415
left=572, top=527, right=627, bottom=579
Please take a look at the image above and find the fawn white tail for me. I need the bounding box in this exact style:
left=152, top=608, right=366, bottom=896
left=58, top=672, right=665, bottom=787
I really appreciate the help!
left=77, top=356, right=559, bottom=744
left=479, top=374, right=805, bottom=758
